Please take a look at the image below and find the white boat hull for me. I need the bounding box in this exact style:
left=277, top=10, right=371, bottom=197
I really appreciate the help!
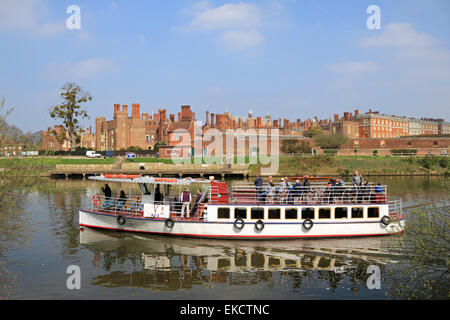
left=79, top=209, right=405, bottom=240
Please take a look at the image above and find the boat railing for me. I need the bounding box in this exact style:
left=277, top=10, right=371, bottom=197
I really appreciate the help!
left=221, top=183, right=388, bottom=205
left=90, top=194, right=208, bottom=219
left=388, top=199, right=404, bottom=220
left=90, top=195, right=144, bottom=216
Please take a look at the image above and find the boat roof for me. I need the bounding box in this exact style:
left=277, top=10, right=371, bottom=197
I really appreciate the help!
left=88, top=175, right=211, bottom=186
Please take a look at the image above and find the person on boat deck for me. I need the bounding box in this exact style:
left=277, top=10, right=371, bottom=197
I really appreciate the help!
left=352, top=170, right=364, bottom=186
left=101, top=184, right=111, bottom=200
left=118, top=190, right=127, bottom=206
left=193, top=189, right=203, bottom=215
left=254, top=175, right=263, bottom=200
left=154, top=186, right=163, bottom=202
left=262, top=180, right=275, bottom=203
left=180, top=188, right=192, bottom=218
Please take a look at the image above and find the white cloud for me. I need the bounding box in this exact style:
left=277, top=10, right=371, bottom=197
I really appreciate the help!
left=34, top=21, right=67, bottom=37
left=48, top=59, right=118, bottom=80
left=328, top=61, right=379, bottom=74
left=360, top=23, right=436, bottom=48
left=180, top=1, right=265, bottom=51
left=219, top=29, right=264, bottom=51
left=188, top=2, right=261, bottom=31
left=0, top=0, right=44, bottom=30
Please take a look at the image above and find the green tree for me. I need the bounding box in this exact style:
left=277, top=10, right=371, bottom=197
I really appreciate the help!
left=49, top=83, right=92, bottom=151
left=304, top=126, right=323, bottom=138
left=153, top=141, right=166, bottom=151
left=312, top=134, right=349, bottom=150
left=0, top=97, right=39, bottom=298
left=387, top=198, right=450, bottom=299
left=281, top=139, right=311, bottom=154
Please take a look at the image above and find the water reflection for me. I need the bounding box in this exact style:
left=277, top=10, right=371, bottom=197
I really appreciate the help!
left=80, top=227, right=401, bottom=294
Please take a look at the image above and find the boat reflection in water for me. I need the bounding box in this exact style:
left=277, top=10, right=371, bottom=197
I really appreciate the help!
left=80, top=227, right=402, bottom=294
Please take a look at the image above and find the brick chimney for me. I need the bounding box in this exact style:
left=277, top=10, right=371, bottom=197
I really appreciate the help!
left=170, top=114, right=175, bottom=122
left=114, top=104, right=121, bottom=117
left=206, top=111, right=209, bottom=125
left=257, top=117, right=262, bottom=129
left=132, top=104, right=140, bottom=118
left=211, top=113, right=215, bottom=127
left=181, top=105, right=191, bottom=120
left=122, top=104, right=128, bottom=114
left=355, top=109, right=359, bottom=117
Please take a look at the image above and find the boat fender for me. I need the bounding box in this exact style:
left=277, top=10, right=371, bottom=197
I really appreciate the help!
left=255, top=220, right=264, bottom=231
left=302, top=219, right=313, bottom=230
left=117, top=215, right=126, bottom=226
left=165, top=218, right=174, bottom=229
left=233, top=218, right=245, bottom=230
left=381, top=215, right=390, bottom=226
left=93, top=194, right=100, bottom=206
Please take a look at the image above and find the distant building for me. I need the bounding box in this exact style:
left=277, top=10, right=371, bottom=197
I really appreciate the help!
left=42, top=125, right=95, bottom=151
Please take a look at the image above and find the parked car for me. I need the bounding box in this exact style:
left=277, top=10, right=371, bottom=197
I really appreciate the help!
left=103, top=151, right=115, bottom=158
left=86, top=150, right=102, bottom=158
left=125, top=152, right=136, bottom=159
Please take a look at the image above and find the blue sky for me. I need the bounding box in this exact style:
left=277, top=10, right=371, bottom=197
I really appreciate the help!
left=0, top=0, right=449, bottom=133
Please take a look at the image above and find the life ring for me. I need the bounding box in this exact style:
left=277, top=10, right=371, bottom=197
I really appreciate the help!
left=117, top=215, right=126, bottom=226
left=255, top=220, right=265, bottom=231
left=381, top=216, right=390, bottom=226
left=155, top=178, right=178, bottom=183
left=104, top=174, right=140, bottom=179
left=165, top=218, right=174, bottom=229
left=93, top=194, right=100, bottom=206
left=302, top=219, right=313, bottom=230
left=233, top=218, right=245, bottom=230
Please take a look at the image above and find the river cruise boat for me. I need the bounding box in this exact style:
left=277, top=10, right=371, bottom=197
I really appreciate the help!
left=79, top=175, right=405, bottom=239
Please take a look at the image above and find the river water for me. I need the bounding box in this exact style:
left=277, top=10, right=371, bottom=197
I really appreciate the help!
left=1, top=176, right=448, bottom=299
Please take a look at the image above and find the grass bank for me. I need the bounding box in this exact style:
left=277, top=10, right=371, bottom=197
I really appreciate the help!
left=251, top=155, right=450, bottom=177
left=0, top=157, right=116, bottom=175
left=1, top=155, right=449, bottom=177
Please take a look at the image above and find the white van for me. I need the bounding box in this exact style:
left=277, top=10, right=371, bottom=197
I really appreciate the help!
left=86, top=150, right=101, bottom=158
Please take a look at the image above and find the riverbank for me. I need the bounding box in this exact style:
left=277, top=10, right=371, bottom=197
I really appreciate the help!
left=250, top=155, right=450, bottom=177
left=0, top=155, right=449, bottom=178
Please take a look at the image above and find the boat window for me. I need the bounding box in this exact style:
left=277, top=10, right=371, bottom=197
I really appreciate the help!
left=217, top=258, right=231, bottom=269
left=218, top=208, right=230, bottom=219
left=301, top=207, right=315, bottom=220
left=234, top=208, right=247, bottom=219
left=285, top=208, right=298, bottom=219
left=368, top=207, right=380, bottom=218
left=251, top=208, right=264, bottom=220
left=268, top=208, right=281, bottom=219
left=318, top=208, right=331, bottom=219
left=335, top=207, right=348, bottom=219
left=351, top=207, right=364, bottom=218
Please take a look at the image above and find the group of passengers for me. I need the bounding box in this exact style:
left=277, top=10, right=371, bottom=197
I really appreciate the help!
left=100, top=183, right=206, bottom=218
left=254, top=170, right=384, bottom=204
left=99, top=184, right=142, bottom=212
